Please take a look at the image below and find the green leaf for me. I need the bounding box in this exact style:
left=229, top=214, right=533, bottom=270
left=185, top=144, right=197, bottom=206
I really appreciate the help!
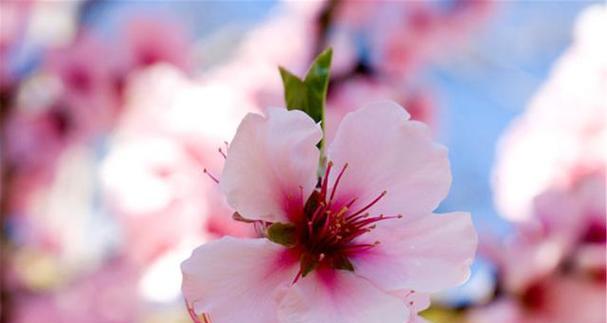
left=266, top=222, right=297, bottom=247
left=303, top=48, right=332, bottom=125
left=279, top=48, right=333, bottom=173
left=279, top=68, right=308, bottom=116
left=279, top=48, right=332, bottom=130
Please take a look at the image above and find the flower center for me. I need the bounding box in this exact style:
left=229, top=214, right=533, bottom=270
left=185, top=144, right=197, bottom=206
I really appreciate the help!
left=292, top=162, right=401, bottom=280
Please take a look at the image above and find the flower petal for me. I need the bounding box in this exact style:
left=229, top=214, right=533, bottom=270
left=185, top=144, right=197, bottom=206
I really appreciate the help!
left=276, top=269, right=409, bottom=323
left=181, top=237, right=298, bottom=323
left=392, top=290, right=431, bottom=314
left=220, top=108, right=322, bottom=223
left=351, top=212, right=477, bottom=293
left=327, top=101, right=450, bottom=218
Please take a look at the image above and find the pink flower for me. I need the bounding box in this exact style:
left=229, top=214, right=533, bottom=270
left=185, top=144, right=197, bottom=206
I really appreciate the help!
left=182, top=102, right=477, bottom=322
left=118, top=16, right=192, bottom=72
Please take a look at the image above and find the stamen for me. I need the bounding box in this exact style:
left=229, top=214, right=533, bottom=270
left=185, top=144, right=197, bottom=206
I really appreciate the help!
left=351, top=214, right=399, bottom=229
left=218, top=147, right=227, bottom=159
left=329, top=163, right=348, bottom=205
left=346, top=190, right=388, bottom=220
left=334, top=206, right=348, bottom=219
left=342, top=241, right=380, bottom=253
left=346, top=212, right=371, bottom=224
left=232, top=212, right=258, bottom=223
left=345, top=197, right=358, bottom=208
left=342, top=241, right=380, bottom=250
left=203, top=168, right=219, bottom=184
left=319, top=161, right=333, bottom=200
left=187, top=304, right=211, bottom=323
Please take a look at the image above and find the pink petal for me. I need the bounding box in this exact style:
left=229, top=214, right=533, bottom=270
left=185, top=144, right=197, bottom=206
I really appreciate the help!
left=396, top=290, right=431, bottom=313
left=181, top=237, right=299, bottom=323
left=220, top=108, right=322, bottom=223
left=276, top=269, right=409, bottom=323
left=351, top=212, right=477, bottom=293
left=326, top=101, right=450, bottom=218
left=390, top=290, right=431, bottom=323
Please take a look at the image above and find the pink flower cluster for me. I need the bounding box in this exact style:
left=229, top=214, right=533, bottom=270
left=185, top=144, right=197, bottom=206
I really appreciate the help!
left=470, top=5, right=606, bottom=323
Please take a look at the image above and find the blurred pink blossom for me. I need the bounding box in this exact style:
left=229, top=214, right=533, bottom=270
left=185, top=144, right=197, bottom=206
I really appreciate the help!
left=206, top=1, right=318, bottom=110
left=117, top=16, right=193, bottom=73
left=474, top=6, right=607, bottom=323
left=43, top=33, right=121, bottom=135
left=0, top=0, right=32, bottom=85
left=13, top=261, right=141, bottom=323
left=101, top=65, right=256, bottom=264
left=467, top=275, right=605, bottom=323
left=3, top=31, right=121, bottom=221
left=347, top=1, right=493, bottom=79
left=7, top=145, right=110, bottom=292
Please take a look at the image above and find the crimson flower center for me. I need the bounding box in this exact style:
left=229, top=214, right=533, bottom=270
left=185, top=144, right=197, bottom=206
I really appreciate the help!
left=292, top=162, right=401, bottom=273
